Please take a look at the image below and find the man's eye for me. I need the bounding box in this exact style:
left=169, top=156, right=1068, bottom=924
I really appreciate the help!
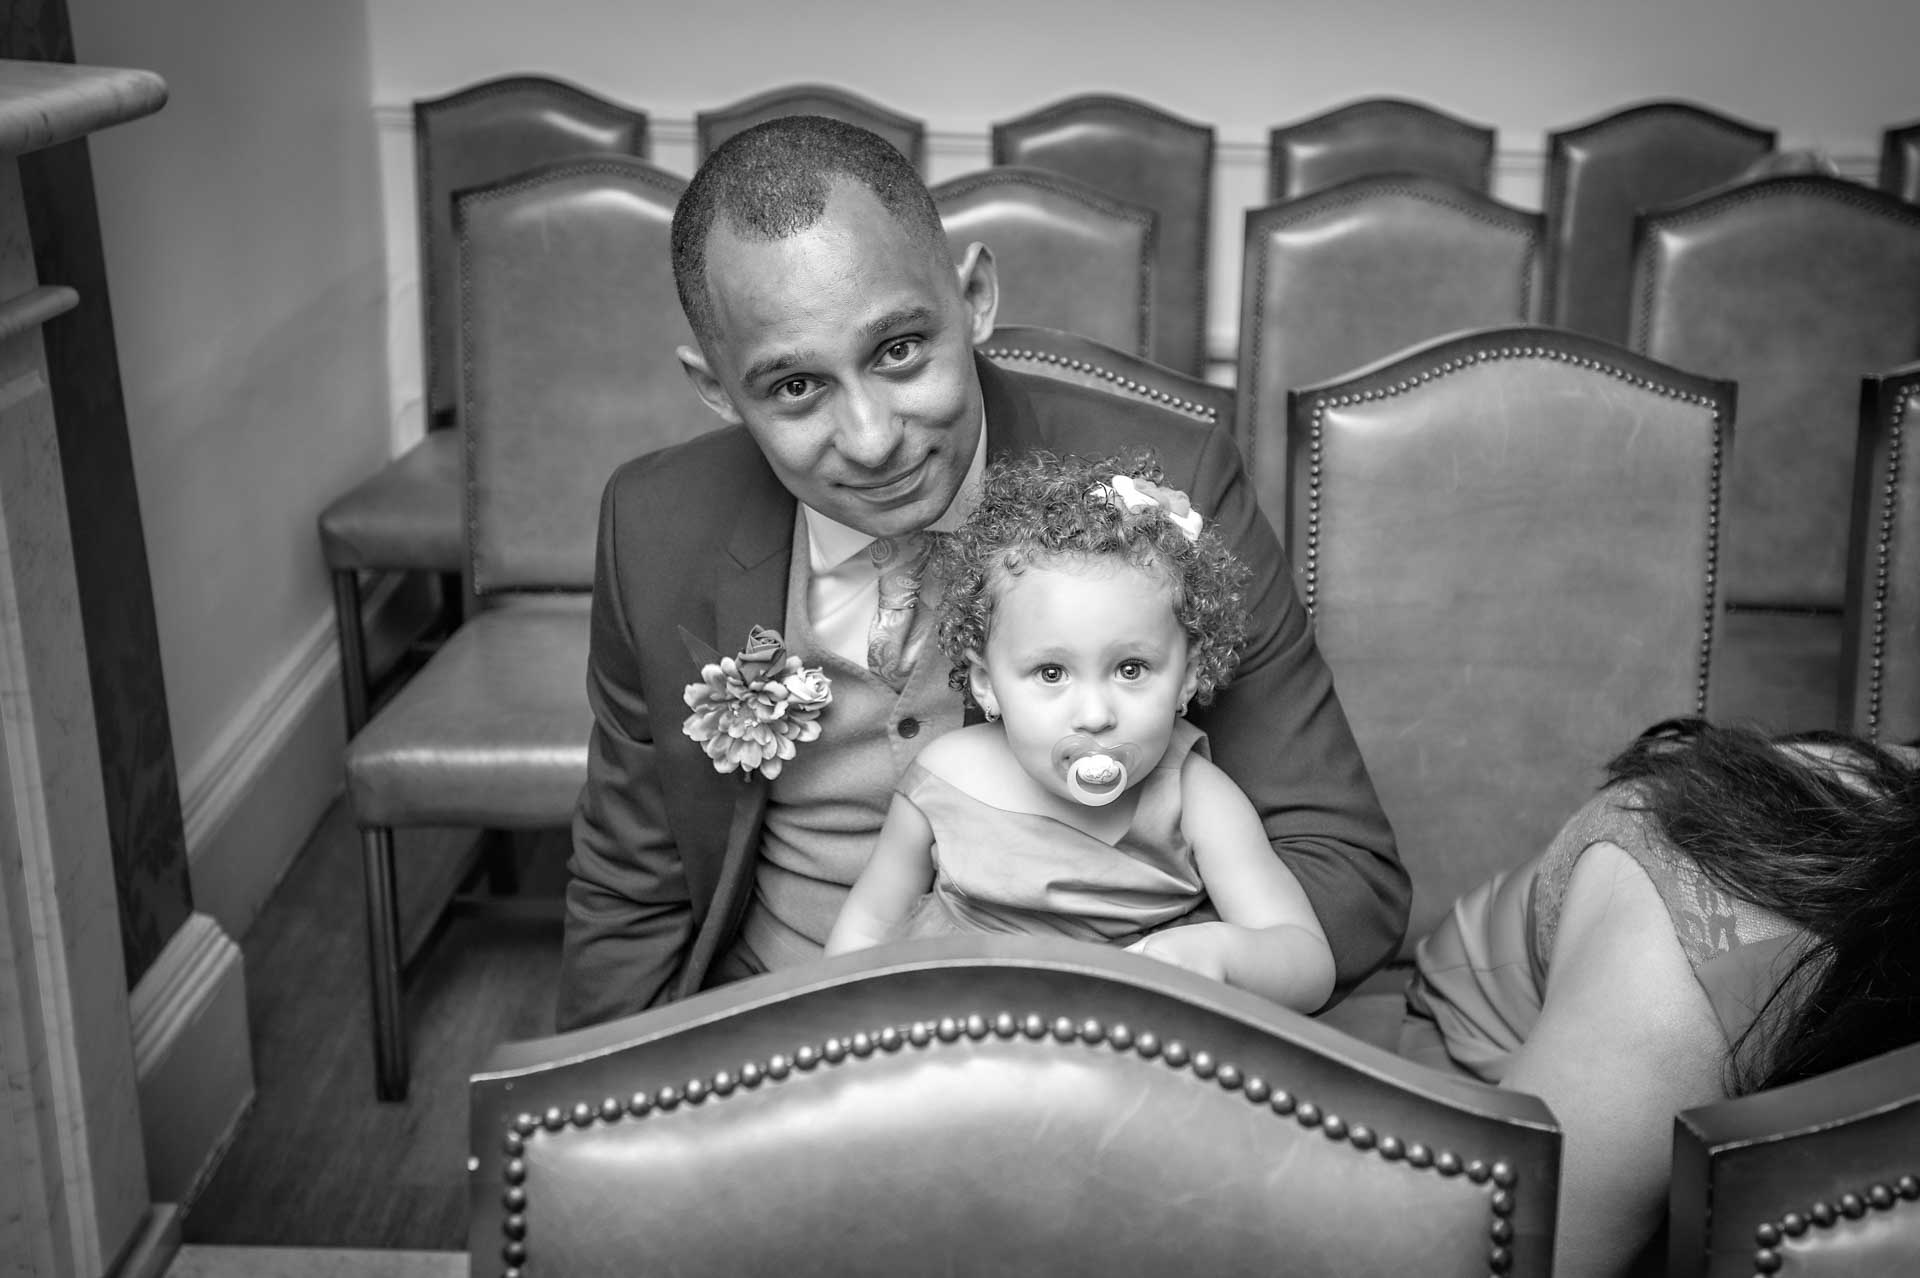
left=1036, top=665, right=1065, bottom=684
left=774, top=377, right=816, bottom=401
left=879, top=337, right=922, bottom=366
left=1117, top=660, right=1147, bottom=681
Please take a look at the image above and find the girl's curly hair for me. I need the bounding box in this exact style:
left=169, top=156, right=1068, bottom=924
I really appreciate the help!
left=929, top=449, right=1252, bottom=705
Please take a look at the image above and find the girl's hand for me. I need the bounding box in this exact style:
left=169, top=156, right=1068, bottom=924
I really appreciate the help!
left=1126, top=923, right=1228, bottom=982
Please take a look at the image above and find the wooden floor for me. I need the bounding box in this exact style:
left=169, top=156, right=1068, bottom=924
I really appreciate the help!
left=180, top=801, right=570, bottom=1250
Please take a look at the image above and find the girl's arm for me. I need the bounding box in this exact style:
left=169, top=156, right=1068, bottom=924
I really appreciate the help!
left=825, top=793, right=938, bottom=955
left=1130, top=755, right=1336, bottom=1012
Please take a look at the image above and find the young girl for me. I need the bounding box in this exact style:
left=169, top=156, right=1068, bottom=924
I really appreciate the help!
left=826, top=451, right=1335, bottom=1014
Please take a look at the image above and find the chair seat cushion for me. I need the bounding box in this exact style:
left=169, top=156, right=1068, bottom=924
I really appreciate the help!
left=317, top=428, right=465, bottom=573
left=346, top=597, right=590, bottom=827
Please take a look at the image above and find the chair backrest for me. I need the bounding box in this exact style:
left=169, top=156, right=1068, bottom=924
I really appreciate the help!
left=1882, top=120, right=1920, bottom=203
left=1842, top=360, right=1920, bottom=744
left=1668, top=1039, right=1920, bottom=1278
left=934, top=168, right=1156, bottom=357
left=978, top=324, right=1236, bottom=431
left=470, top=936, right=1562, bottom=1277
left=1287, top=326, right=1730, bottom=956
left=415, top=75, right=648, bottom=431
left=1629, top=175, right=1920, bottom=610
left=455, top=156, right=714, bottom=597
left=1266, top=97, right=1494, bottom=203
left=1236, top=175, right=1544, bottom=533
left=695, top=83, right=926, bottom=170
left=1541, top=100, right=1775, bottom=345
left=992, top=95, right=1214, bottom=376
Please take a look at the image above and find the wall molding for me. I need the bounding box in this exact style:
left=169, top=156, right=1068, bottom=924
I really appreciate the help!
left=178, top=572, right=416, bottom=941
left=129, top=914, right=251, bottom=1208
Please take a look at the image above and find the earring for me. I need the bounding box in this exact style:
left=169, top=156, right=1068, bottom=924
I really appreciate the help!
left=1177, top=701, right=1189, bottom=718
left=983, top=703, right=1000, bottom=722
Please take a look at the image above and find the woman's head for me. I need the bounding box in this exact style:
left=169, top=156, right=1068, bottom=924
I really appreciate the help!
left=932, top=450, right=1251, bottom=800
left=1607, top=718, right=1920, bottom=1092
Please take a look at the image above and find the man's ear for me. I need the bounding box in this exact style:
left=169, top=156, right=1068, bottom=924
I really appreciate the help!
left=954, top=242, right=999, bottom=345
left=677, top=344, right=745, bottom=426
left=965, top=649, right=996, bottom=715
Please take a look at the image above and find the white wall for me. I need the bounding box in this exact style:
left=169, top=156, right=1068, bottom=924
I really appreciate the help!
left=72, top=0, right=388, bottom=930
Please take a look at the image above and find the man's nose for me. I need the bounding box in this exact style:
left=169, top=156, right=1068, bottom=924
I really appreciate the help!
left=833, top=384, right=904, bottom=469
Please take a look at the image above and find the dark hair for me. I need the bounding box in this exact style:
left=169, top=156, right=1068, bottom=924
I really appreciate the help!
left=932, top=450, right=1252, bottom=705
left=1606, top=717, right=1920, bottom=1093
left=670, top=115, right=948, bottom=352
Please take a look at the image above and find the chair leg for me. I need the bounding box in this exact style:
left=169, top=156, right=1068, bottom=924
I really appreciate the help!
left=484, top=829, right=521, bottom=895
left=332, top=568, right=371, bottom=737
left=362, top=825, right=408, bottom=1102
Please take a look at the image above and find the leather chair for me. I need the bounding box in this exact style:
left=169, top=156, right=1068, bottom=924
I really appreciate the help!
left=1882, top=120, right=1920, bottom=202
left=1266, top=97, right=1494, bottom=202
left=1667, top=1039, right=1920, bottom=1276
left=1540, top=100, right=1774, bottom=344
left=1629, top=175, right=1920, bottom=732
left=978, top=323, right=1236, bottom=431
left=1287, top=326, right=1730, bottom=991
left=317, top=75, right=649, bottom=735
left=345, top=155, right=714, bottom=1101
left=469, top=936, right=1563, bottom=1277
left=992, top=95, right=1213, bottom=376
left=1841, top=360, right=1920, bottom=744
left=933, top=168, right=1157, bottom=357
left=1235, top=174, right=1543, bottom=536
left=696, top=83, right=925, bottom=169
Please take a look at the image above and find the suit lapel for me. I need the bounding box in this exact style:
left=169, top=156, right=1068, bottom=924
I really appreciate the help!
left=681, top=458, right=791, bottom=995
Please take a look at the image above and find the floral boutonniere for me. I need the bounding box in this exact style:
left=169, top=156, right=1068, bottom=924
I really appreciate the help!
left=682, top=625, right=833, bottom=781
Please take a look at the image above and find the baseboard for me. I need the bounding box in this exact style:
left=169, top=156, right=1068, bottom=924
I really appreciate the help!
left=131, top=915, right=252, bottom=1207
left=108, top=1204, right=182, bottom=1278
left=180, top=572, right=421, bottom=941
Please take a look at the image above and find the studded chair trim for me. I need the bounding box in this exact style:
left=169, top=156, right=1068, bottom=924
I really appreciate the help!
left=1236, top=175, right=1543, bottom=465
left=695, top=82, right=926, bottom=169
left=1287, top=325, right=1726, bottom=718
left=1844, top=367, right=1918, bottom=741
left=933, top=167, right=1158, bottom=357
left=978, top=324, right=1233, bottom=427
left=472, top=939, right=1561, bottom=1278
left=1670, top=1038, right=1920, bottom=1278
left=991, top=94, right=1215, bottom=375
left=1267, top=97, right=1496, bottom=203
left=413, top=75, right=649, bottom=431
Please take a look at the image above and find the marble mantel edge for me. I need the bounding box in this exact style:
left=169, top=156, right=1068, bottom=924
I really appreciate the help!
left=0, top=58, right=165, bottom=160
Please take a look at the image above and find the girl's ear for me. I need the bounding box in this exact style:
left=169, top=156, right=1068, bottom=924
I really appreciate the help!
left=966, top=650, right=996, bottom=715
left=1178, top=662, right=1201, bottom=714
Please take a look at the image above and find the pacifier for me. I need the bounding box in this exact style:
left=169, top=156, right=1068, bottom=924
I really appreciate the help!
left=1051, top=734, right=1144, bottom=806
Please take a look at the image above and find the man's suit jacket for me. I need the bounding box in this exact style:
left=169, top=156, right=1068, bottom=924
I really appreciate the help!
left=556, top=355, right=1407, bottom=1031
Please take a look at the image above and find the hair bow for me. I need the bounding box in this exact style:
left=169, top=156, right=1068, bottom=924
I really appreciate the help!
left=1096, top=474, right=1204, bottom=542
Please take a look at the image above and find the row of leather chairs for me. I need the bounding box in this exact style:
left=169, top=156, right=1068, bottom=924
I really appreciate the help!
left=320, top=78, right=1920, bottom=756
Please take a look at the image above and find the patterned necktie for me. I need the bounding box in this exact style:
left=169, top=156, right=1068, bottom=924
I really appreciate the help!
left=866, top=531, right=934, bottom=690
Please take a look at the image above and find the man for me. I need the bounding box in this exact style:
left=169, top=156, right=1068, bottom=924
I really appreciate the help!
left=555, top=116, right=1406, bottom=1030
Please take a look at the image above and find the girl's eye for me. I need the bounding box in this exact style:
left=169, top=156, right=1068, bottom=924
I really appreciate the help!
left=1117, top=660, right=1147, bottom=681
left=1036, top=665, right=1065, bottom=684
